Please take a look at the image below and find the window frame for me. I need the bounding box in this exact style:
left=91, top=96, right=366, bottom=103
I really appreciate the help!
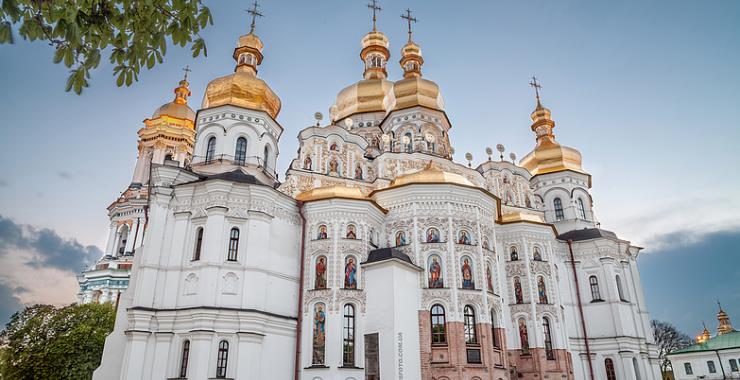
left=463, top=305, right=478, bottom=345
left=577, top=198, right=587, bottom=219
left=205, top=136, right=216, bottom=164
left=491, top=309, right=500, bottom=349
left=684, top=362, right=693, bottom=375
left=227, top=227, right=240, bottom=262
left=215, top=340, right=229, bottom=378
left=616, top=275, right=628, bottom=302
left=589, top=275, right=602, bottom=301
left=605, top=358, right=617, bottom=380
left=708, top=360, right=717, bottom=374
left=554, top=197, right=565, bottom=221
left=234, top=137, right=247, bottom=165
left=543, top=317, right=554, bottom=360
left=430, top=304, right=447, bottom=345
left=179, top=340, right=190, bottom=378
left=342, top=304, right=356, bottom=366
left=193, top=227, right=204, bottom=261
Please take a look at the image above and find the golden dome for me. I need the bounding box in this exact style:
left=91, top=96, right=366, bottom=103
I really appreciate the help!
left=331, top=30, right=393, bottom=121
left=296, top=185, right=370, bottom=202
left=388, top=161, right=474, bottom=188
left=520, top=102, right=585, bottom=176
left=391, top=41, right=444, bottom=112
left=201, top=32, right=281, bottom=119
left=151, top=79, right=196, bottom=121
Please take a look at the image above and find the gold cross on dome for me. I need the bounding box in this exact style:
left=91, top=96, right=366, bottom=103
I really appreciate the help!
left=401, top=8, right=417, bottom=42
left=529, top=76, right=542, bottom=103
left=247, top=1, right=264, bottom=34
left=182, top=65, right=191, bottom=81
left=367, top=0, right=382, bottom=31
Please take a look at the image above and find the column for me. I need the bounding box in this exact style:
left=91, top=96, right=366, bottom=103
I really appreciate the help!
left=235, top=332, right=265, bottom=379
left=104, top=224, right=117, bottom=256
left=122, top=331, right=151, bottom=380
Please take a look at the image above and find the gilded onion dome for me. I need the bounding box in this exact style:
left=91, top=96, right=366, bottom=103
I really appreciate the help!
left=151, top=77, right=196, bottom=121
left=520, top=100, right=585, bottom=176
left=390, top=39, right=444, bottom=112
left=201, top=32, right=281, bottom=119
left=387, top=161, right=473, bottom=188
left=331, top=30, right=393, bottom=121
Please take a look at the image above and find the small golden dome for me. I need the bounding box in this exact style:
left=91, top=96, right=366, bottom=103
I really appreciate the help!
left=361, top=30, right=389, bottom=51
left=388, top=161, right=474, bottom=188
left=520, top=102, right=584, bottom=176
left=332, top=78, right=393, bottom=121
left=390, top=40, right=444, bottom=112
left=201, top=32, right=281, bottom=119
left=151, top=79, right=196, bottom=121
left=296, top=185, right=370, bottom=202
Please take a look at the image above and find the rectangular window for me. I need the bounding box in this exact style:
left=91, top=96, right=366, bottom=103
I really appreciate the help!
left=466, top=348, right=482, bottom=364
left=708, top=360, right=716, bottom=373
left=684, top=362, right=693, bottom=375
left=364, top=333, right=380, bottom=380
left=730, top=359, right=738, bottom=372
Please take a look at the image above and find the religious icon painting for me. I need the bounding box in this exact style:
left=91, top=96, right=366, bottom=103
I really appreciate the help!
left=486, top=263, right=494, bottom=292
left=395, top=231, right=406, bottom=246
left=346, top=224, right=357, bottom=239
left=458, top=230, right=471, bottom=245
left=312, top=303, right=327, bottom=365
left=317, top=225, right=328, bottom=240
left=427, top=255, right=444, bottom=288
left=314, top=256, right=327, bottom=290
left=426, top=227, right=440, bottom=243
left=460, top=256, right=475, bottom=290
left=344, top=256, right=357, bottom=289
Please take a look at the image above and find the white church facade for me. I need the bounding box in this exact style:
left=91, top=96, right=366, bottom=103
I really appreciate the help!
left=93, top=5, right=661, bottom=380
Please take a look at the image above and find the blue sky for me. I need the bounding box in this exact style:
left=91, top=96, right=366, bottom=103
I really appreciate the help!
left=0, top=0, right=738, bottom=333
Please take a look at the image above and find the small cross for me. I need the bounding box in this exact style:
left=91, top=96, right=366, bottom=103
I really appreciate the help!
left=367, top=0, right=382, bottom=31
left=247, top=1, right=264, bottom=34
left=529, top=76, right=542, bottom=103
left=182, top=65, right=191, bottom=81
left=401, top=8, right=417, bottom=42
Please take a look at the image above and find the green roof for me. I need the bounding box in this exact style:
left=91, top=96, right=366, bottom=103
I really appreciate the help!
left=669, top=330, right=740, bottom=355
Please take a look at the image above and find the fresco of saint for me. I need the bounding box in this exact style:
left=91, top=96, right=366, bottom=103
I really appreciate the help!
left=538, top=277, right=548, bottom=304
left=486, top=264, right=494, bottom=292
left=304, top=155, right=312, bottom=170
left=354, top=164, right=363, bottom=180
left=346, top=225, right=357, bottom=239
left=344, top=257, right=357, bottom=289
left=458, top=230, right=471, bottom=245
left=519, top=319, right=529, bottom=353
left=315, top=256, right=327, bottom=289
left=312, top=303, right=326, bottom=365
left=317, top=225, right=328, bottom=240
left=426, top=228, right=440, bottom=243
left=461, top=258, right=474, bottom=289
left=514, top=277, right=524, bottom=303
left=428, top=256, right=443, bottom=288
left=395, top=231, right=406, bottom=246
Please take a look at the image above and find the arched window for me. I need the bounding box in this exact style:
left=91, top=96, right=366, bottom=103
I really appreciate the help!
left=616, top=275, right=628, bottom=301
left=463, top=305, right=477, bottom=344
left=589, top=276, right=602, bottom=301
left=164, top=153, right=174, bottom=161
left=510, top=247, right=519, bottom=261
left=537, top=276, right=548, bottom=304
left=342, top=304, right=355, bottom=366
left=430, top=304, right=446, bottom=344
left=227, top=228, right=239, bottom=261
left=235, top=137, right=247, bottom=165
left=553, top=198, right=564, bottom=221
left=262, top=145, right=270, bottom=169
left=117, top=225, right=129, bottom=256
left=491, top=309, right=500, bottom=348
left=605, top=358, right=617, bottom=380
left=205, top=136, right=216, bottom=164
left=179, top=340, right=190, bottom=378
left=533, top=247, right=542, bottom=261
left=577, top=198, right=587, bottom=219
left=193, top=227, right=203, bottom=261
left=514, top=277, right=524, bottom=304
left=543, top=317, right=554, bottom=359
left=215, top=340, right=229, bottom=378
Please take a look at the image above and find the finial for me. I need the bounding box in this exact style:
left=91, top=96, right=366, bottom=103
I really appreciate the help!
left=314, top=112, right=323, bottom=127
left=529, top=76, right=542, bottom=106
left=718, top=300, right=724, bottom=312
left=465, top=152, right=473, bottom=167
left=401, top=8, right=417, bottom=42
left=509, top=152, right=517, bottom=163
left=367, top=0, right=382, bottom=31
left=182, top=65, right=191, bottom=82
left=496, top=143, right=505, bottom=161
left=247, top=1, right=264, bottom=34
left=485, top=147, right=493, bottom=161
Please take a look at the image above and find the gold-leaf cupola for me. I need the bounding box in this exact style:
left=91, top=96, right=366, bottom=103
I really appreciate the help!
left=201, top=3, right=281, bottom=119
left=717, top=302, right=736, bottom=335
left=391, top=9, right=444, bottom=112
left=330, top=1, right=393, bottom=122
left=520, top=77, right=585, bottom=176
left=151, top=69, right=196, bottom=122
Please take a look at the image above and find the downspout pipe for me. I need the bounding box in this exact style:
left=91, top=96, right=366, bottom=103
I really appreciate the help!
left=567, top=239, right=595, bottom=380
left=294, top=201, right=307, bottom=380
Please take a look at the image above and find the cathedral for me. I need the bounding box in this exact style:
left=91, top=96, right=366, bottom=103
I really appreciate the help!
left=92, top=4, right=661, bottom=380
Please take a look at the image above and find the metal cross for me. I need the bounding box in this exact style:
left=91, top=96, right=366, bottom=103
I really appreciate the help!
left=401, top=8, right=417, bottom=42
left=247, top=1, right=264, bottom=34
left=182, top=65, right=191, bottom=81
left=529, top=76, right=542, bottom=103
left=367, top=0, right=382, bottom=31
